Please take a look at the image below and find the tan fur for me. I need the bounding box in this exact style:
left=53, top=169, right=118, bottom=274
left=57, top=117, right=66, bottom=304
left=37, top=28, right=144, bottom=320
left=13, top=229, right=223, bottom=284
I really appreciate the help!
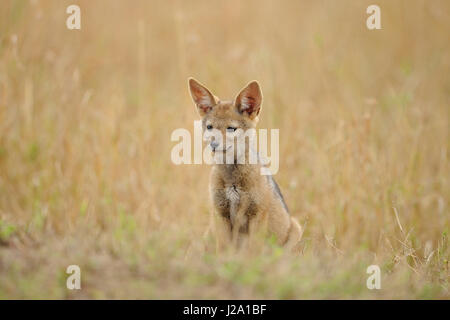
left=189, top=78, right=303, bottom=254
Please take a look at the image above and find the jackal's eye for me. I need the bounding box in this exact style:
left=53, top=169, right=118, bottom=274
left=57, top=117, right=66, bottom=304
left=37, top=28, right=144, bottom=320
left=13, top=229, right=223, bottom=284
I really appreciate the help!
left=226, top=127, right=237, bottom=132
left=206, top=125, right=213, bottom=130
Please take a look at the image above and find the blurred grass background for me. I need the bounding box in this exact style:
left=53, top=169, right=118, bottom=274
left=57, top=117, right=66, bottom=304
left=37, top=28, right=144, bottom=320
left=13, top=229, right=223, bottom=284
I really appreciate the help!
left=0, top=0, right=448, bottom=299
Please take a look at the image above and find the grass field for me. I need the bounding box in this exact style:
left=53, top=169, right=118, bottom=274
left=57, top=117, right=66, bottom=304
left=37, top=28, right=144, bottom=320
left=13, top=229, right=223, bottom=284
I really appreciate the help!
left=0, top=0, right=448, bottom=299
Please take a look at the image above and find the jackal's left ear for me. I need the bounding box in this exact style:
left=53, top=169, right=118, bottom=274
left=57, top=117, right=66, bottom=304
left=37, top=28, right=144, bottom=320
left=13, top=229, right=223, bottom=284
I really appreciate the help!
left=234, top=81, right=262, bottom=120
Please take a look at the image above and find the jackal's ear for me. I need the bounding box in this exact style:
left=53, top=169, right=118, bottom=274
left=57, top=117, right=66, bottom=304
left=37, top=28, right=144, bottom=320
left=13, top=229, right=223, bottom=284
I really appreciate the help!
left=188, top=78, right=216, bottom=117
left=234, top=81, right=262, bottom=120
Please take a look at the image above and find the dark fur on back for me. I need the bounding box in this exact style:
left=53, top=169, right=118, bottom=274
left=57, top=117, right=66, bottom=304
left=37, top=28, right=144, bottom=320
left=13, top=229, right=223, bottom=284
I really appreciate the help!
left=266, top=175, right=289, bottom=213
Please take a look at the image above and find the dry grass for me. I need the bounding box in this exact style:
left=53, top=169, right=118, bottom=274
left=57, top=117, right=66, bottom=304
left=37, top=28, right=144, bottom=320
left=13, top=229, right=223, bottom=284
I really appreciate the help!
left=0, top=0, right=448, bottom=299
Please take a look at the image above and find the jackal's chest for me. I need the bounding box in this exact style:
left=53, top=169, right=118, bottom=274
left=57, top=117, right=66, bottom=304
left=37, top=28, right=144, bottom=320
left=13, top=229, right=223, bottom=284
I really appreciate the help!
left=211, top=184, right=240, bottom=220
left=225, top=185, right=240, bottom=204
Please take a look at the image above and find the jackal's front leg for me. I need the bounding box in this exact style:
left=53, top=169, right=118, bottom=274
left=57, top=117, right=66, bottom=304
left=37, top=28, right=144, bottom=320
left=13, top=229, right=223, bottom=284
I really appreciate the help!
left=213, top=213, right=232, bottom=253
left=230, top=194, right=252, bottom=247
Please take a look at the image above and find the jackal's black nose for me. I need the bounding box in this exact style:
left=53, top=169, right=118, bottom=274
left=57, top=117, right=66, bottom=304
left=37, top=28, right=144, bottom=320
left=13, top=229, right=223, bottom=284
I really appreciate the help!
left=210, top=141, right=219, bottom=151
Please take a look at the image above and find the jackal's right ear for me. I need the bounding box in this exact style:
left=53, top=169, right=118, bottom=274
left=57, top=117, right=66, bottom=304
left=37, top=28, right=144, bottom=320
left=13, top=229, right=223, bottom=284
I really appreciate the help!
left=188, top=78, right=216, bottom=117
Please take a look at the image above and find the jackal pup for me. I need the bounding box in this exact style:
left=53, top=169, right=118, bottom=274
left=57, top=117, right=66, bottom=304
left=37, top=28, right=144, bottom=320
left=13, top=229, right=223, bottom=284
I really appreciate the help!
left=188, top=78, right=303, bottom=253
